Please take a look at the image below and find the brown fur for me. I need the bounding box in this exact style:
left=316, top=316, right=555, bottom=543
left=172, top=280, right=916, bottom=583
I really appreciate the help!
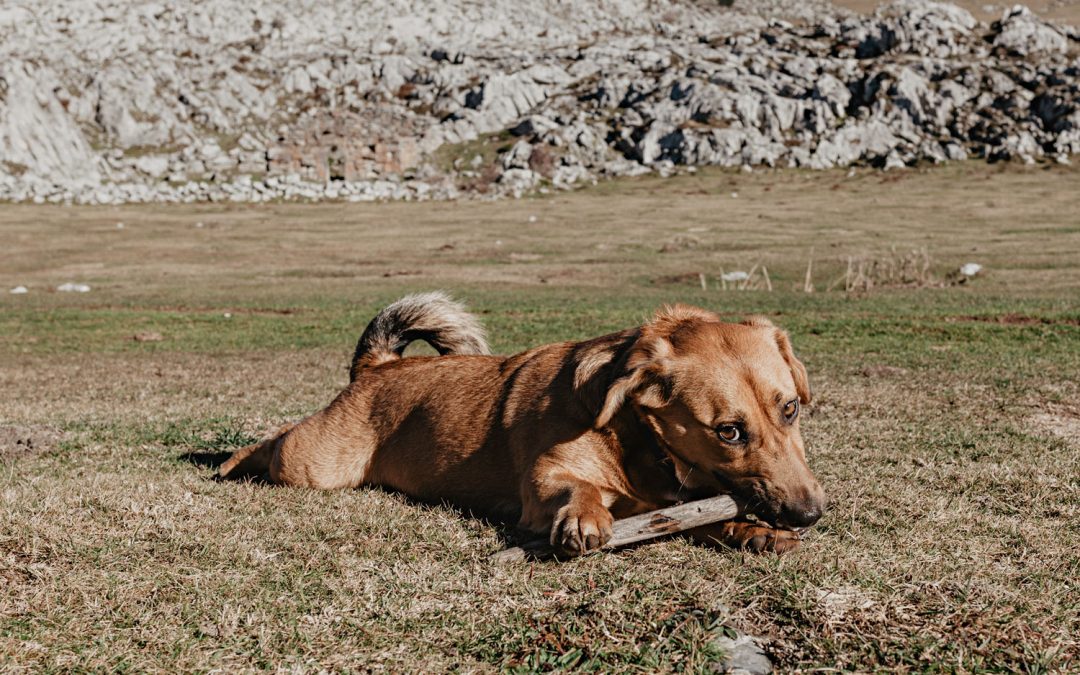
left=220, top=297, right=826, bottom=555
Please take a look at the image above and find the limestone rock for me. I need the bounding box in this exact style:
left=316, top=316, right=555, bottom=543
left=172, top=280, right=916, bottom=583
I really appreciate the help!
left=0, top=62, right=101, bottom=187
left=993, top=6, right=1068, bottom=56
left=712, top=631, right=773, bottom=674
left=0, top=0, right=1077, bottom=203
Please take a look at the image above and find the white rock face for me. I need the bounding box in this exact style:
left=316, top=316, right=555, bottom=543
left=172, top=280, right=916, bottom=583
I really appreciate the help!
left=0, top=0, right=1077, bottom=203
left=0, top=62, right=102, bottom=187
left=994, top=6, right=1068, bottom=55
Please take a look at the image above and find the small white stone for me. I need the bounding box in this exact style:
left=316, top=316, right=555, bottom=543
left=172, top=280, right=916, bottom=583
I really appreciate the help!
left=10, top=286, right=28, bottom=294
left=959, top=263, right=983, bottom=277
left=116, top=222, right=124, bottom=229
left=56, top=282, right=91, bottom=292
left=223, top=312, right=232, bottom=318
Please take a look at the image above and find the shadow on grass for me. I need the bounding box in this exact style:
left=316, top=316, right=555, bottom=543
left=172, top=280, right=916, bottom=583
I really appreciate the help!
left=178, top=450, right=234, bottom=470
left=173, top=422, right=628, bottom=560
left=195, top=449, right=546, bottom=555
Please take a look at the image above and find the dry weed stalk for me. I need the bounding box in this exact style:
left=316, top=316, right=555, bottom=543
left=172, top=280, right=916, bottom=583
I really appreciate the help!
left=828, top=246, right=938, bottom=293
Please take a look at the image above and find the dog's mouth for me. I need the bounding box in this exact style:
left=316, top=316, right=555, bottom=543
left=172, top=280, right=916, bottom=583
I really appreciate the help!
left=710, top=471, right=797, bottom=531
left=739, top=510, right=808, bottom=537
left=665, top=453, right=808, bottom=533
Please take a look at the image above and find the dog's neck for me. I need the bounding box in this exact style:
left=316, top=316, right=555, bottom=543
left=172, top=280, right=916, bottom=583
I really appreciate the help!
left=607, top=406, right=714, bottom=507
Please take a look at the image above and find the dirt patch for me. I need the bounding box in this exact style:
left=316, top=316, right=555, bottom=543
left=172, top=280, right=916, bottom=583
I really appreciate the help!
left=832, top=0, right=1080, bottom=24
left=1029, top=406, right=1080, bottom=448
left=658, top=234, right=703, bottom=252
left=860, top=364, right=909, bottom=378
left=0, top=426, right=63, bottom=458
left=653, top=272, right=706, bottom=286
left=813, top=586, right=876, bottom=623
left=946, top=314, right=1080, bottom=326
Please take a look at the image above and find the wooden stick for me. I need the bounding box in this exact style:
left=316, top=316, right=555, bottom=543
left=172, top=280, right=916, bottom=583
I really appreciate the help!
left=492, top=494, right=740, bottom=563
left=740, top=264, right=759, bottom=291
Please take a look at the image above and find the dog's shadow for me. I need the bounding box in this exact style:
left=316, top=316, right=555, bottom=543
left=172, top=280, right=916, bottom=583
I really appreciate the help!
left=178, top=450, right=234, bottom=472
left=179, top=449, right=545, bottom=554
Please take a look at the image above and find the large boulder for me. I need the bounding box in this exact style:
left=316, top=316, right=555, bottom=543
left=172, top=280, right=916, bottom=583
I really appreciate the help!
left=992, top=6, right=1068, bottom=56
left=0, top=62, right=101, bottom=187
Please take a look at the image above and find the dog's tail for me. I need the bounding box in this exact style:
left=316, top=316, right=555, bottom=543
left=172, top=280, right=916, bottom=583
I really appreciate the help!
left=350, top=292, right=490, bottom=380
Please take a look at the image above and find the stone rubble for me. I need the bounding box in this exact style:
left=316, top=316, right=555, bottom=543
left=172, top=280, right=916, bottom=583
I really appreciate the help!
left=55, top=282, right=92, bottom=293
left=712, top=631, right=774, bottom=674
left=0, top=0, right=1076, bottom=204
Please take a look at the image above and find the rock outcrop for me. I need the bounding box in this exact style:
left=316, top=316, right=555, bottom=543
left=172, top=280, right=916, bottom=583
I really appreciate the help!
left=0, top=0, right=1076, bottom=203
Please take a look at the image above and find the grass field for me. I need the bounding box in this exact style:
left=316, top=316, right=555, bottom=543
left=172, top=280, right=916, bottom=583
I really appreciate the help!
left=2, top=162, right=1079, bottom=672
left=834, top=0, right=1080, bottom=24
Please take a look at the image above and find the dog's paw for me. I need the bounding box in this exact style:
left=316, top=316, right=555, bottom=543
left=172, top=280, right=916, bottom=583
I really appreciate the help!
left=551, top=503, right=614, bottom=556
left=722, top=520, right=802, bottom=554
left=688, top=520, right=803, bottom=554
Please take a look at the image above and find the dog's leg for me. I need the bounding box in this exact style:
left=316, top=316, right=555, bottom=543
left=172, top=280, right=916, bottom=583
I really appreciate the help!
left=548, top=481, right=615, bottom=557
left=521, top=472, right=614, bottom=557
left=218, top=423, right=295, bottom=481
left=684, top=520, right=802, bottom=554
left=550, top=482, right=614, bottom=556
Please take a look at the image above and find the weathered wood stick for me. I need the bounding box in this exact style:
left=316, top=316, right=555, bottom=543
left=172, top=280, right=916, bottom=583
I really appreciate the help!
left=492, top=494, right=740, bottom=564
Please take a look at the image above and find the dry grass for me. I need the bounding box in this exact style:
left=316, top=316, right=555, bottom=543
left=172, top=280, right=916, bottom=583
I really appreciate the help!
left=817, top=247, right=937, bottom=293
left=1, top=162, right=1079, bottom=671
left=832, top=0, right=1080, bottom=24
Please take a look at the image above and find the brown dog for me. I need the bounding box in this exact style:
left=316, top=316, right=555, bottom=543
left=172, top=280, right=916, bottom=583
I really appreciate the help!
left=220, top=293, right=825, bottom=555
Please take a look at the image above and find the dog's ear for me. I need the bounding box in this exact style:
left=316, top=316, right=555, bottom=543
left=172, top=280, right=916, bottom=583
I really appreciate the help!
left=595, top=337, right=673, bottom=428
left=573, top=330, right=634, bottom=422
left=744, top=317, right=811, bottom=404
left=774, top=328, right=811, bottom=404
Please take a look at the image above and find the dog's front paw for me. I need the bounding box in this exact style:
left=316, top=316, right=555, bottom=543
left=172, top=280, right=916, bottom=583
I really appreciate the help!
left=688, top=520, right=803, bottom=554
left=722, top=520, right=802, bottom=554
left=551, top=503, right=614, bottom=556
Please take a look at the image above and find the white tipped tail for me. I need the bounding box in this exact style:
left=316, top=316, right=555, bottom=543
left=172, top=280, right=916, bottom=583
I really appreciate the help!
left=350, top=292, right=490, bottom=380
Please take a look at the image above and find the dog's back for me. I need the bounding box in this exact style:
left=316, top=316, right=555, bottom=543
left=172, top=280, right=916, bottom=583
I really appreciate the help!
left=219, top=293, right=496, bottom=485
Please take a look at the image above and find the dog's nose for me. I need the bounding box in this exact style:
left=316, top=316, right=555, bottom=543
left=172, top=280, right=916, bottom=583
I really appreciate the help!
left=780, top=502, right=823, bottom=528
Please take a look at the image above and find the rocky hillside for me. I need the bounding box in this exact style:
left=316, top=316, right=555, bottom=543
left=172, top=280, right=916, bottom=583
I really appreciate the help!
left=1, top=0, right=1077, bottom=203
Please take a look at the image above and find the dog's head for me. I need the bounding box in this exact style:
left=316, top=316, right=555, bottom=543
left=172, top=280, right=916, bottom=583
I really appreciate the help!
left=594, top=305, right=826, bottom=529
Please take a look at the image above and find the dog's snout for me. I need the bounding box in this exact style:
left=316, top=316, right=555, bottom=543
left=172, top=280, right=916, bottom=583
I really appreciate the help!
left=779, top=486, right=826, bottom=528
left=781, top=503, right=823, bottom=528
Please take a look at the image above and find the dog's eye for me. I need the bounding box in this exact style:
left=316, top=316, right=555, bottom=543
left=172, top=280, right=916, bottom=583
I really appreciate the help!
left=783, top=399, right=799, bottom=421
left=716, top=425, right=743, bottom=443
